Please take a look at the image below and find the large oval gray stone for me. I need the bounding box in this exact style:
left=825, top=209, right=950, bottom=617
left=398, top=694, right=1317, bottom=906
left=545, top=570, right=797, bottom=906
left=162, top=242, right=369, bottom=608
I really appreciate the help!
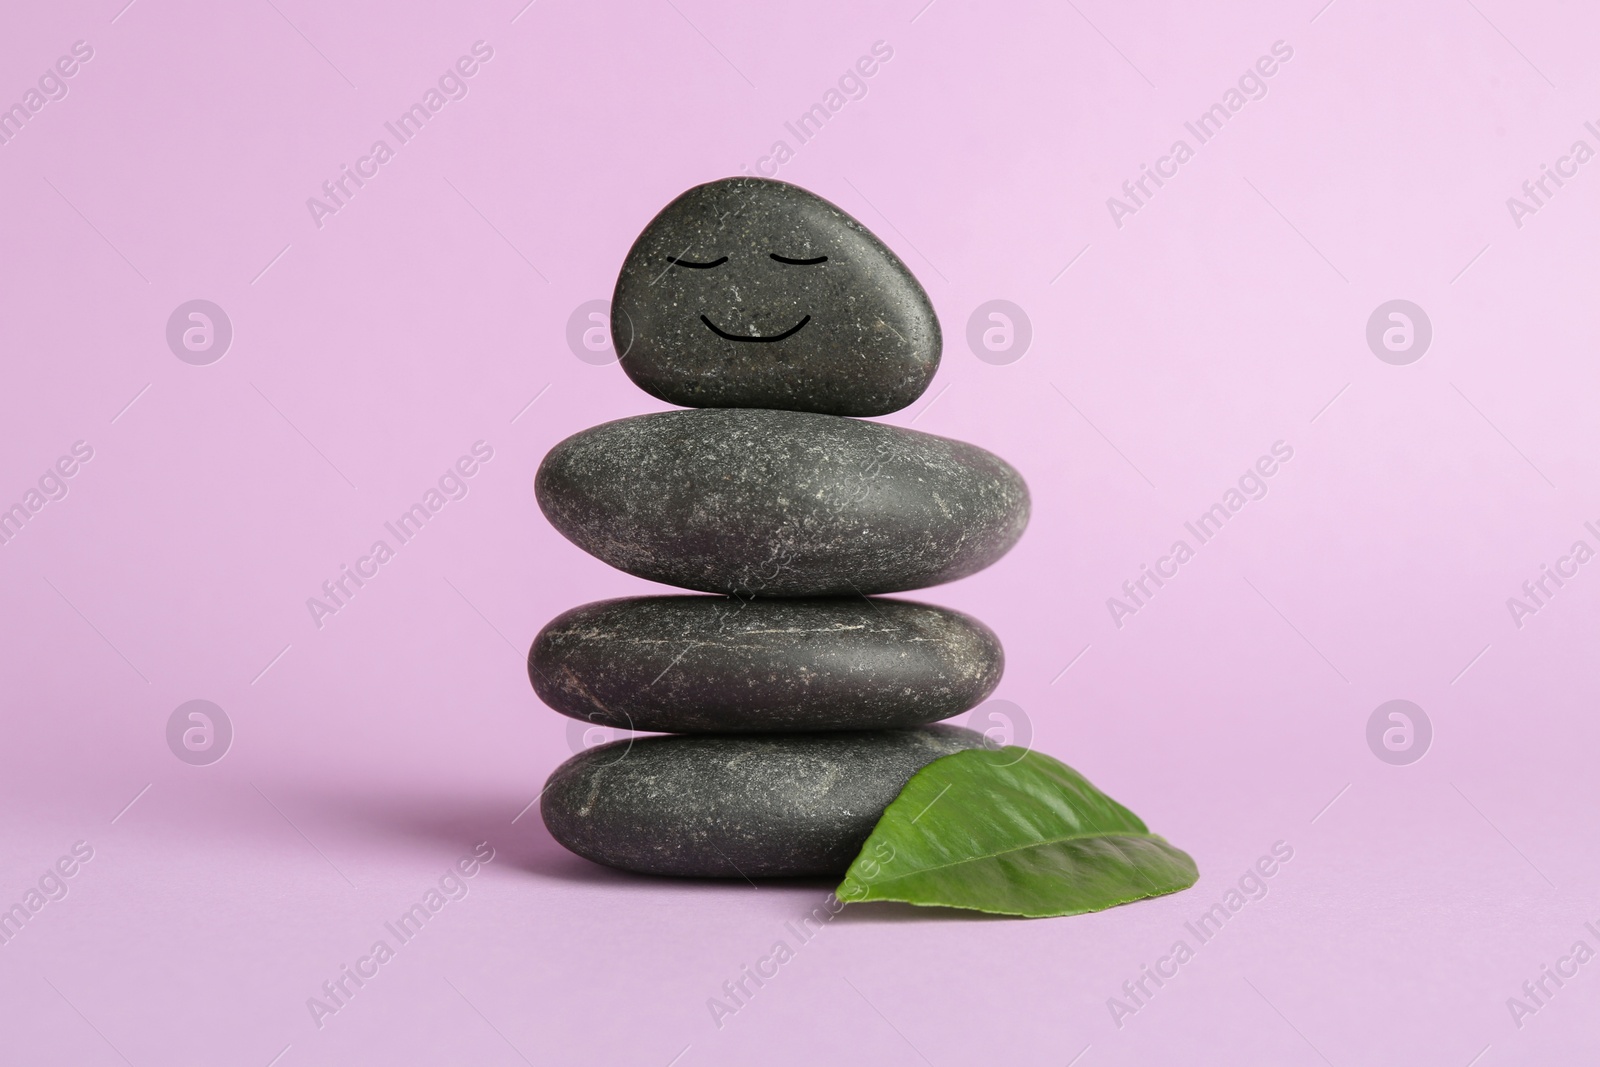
left=540, top=727, right=986, bottom=877
left=530, top=596, right=1003, bottom=733
left=611, top=177, right=940, bottom=417
left=535, top=409, right=1030, bottom=596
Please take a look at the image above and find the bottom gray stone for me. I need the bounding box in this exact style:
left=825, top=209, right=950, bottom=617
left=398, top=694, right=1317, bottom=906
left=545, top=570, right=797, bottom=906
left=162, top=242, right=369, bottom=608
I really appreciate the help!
left=540, top=726, right=986, bottom=878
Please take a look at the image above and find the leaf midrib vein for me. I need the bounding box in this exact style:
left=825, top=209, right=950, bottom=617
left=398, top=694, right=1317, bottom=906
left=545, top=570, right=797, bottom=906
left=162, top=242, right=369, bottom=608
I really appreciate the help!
left=853, top=829, right=1170, bottom=884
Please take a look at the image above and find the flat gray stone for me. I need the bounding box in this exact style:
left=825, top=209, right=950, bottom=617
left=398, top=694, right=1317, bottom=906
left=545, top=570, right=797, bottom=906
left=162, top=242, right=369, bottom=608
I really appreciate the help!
left=540, top=727, right=986, bottom=877
left=530, top=596, right=1003, bottom=733
left=535, top=409, right=1029, bottom=596
left=612, top=177, right=940, bottom=417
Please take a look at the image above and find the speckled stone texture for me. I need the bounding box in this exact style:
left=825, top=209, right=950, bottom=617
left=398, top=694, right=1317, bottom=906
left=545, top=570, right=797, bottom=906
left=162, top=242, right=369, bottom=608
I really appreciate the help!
left=540, top=726, right=986, bottom=877
left=535, top=408, right=1030, bottom=596
left=611, top=177, right=940, bottom=417
left=529, top=596, right=1003, bottom=733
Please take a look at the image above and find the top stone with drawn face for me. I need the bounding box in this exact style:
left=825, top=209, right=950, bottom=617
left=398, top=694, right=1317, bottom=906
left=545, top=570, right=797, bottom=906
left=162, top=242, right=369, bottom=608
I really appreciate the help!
left=611, top=178, right=941, bottom=417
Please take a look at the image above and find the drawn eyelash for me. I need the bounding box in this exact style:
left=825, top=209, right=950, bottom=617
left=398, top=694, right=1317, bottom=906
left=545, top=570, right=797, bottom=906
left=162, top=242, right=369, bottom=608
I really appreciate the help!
left=770, top=254, right=828, bottom=265
left=667, top=255, right=729, bottom=269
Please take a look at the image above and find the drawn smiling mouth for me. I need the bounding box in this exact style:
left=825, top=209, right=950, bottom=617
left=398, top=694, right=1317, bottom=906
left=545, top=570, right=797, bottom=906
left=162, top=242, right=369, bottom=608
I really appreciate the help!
left=700, top=314, right=811, bottom=343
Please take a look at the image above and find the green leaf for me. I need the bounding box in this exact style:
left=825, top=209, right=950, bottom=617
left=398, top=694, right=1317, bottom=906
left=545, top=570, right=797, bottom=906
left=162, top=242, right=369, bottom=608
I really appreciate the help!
left=837, top=747, right=1197, bottom=918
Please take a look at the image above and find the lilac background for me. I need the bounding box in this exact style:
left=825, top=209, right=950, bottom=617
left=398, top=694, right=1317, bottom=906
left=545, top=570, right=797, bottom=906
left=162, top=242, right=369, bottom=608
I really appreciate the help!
left=3, top=0, right=1598, bottom=1063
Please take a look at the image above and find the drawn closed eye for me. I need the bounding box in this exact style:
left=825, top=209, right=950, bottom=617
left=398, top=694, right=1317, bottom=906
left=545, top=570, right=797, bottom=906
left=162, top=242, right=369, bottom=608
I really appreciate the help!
left=667, top=255, right=729, bottom=269
left=770, top=254, right=828, bottom=265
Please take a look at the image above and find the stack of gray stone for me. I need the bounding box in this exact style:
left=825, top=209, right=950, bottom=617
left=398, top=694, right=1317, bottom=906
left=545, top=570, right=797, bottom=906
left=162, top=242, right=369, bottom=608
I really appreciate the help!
left=532, top=178, right=1030, bottom=878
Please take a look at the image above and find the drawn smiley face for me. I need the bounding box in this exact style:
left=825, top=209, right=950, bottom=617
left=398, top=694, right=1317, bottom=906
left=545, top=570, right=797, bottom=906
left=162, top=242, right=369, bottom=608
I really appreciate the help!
left=669, top=250, right=826, bottom=344
left=611, top=177, right=940, bottom=417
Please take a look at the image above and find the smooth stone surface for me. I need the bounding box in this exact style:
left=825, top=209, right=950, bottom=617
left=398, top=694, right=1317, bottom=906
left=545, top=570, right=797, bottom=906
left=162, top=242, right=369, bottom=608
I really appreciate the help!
left=530, top=596, right=1003, bottom=733
left=540, top=727, right=986, bottom=877
left=535, top=409, right=1030, bottom=596
left=611, top=177, right=940, bottom=417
